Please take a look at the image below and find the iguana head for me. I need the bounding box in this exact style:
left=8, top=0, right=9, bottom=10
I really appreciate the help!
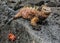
left=41, top=5, right=51, bottom=15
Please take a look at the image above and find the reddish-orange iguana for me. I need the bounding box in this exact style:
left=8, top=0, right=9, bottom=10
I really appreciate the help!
left=3, top=5, right=51, bottom=28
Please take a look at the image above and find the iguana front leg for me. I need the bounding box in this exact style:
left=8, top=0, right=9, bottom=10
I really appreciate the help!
left=13, top=11, right=22, bottom=19
left=31, top=17, right=39, bottom=26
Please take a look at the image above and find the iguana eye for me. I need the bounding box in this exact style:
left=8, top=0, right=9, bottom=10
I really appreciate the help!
left=43, top=8, right=46, bottom=11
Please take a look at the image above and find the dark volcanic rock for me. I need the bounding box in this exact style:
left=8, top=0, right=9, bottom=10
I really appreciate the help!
left=46, top=2, right=56, bottom=7
left=0, top=3, right=33, bottom=43
left=0, top=0, right=60, bottom=43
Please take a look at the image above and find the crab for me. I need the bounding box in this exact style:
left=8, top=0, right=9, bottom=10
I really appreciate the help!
left=8, top=33, right=16, bottom=41
left=13, top=5, right=51, bottom=26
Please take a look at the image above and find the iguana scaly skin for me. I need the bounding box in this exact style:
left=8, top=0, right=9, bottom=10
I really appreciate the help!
left=13, top=5, right=51, bottom=26
left=3, top=5, right=51, bottom=27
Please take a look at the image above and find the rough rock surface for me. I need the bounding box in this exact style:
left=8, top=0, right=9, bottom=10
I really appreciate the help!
left=0, top=0, right=60, bottom=43
left=0, top=4, right=33, bottom=43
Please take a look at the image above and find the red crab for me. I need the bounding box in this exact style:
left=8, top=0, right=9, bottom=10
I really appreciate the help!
left=8, top=33, right=16, bottom=41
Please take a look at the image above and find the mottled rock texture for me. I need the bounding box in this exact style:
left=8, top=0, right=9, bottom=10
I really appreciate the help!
left=0, top=0, right=60, bottom=43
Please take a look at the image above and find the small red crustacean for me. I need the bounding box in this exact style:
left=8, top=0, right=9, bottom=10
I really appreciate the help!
left=8, top=33, right=16, bottom=41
